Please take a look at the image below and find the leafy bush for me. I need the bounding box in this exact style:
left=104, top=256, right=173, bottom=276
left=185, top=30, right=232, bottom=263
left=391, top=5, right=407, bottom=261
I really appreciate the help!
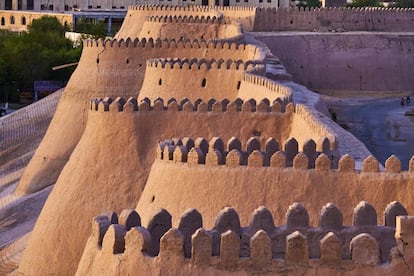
left=0, top=16, right=82, bottom=102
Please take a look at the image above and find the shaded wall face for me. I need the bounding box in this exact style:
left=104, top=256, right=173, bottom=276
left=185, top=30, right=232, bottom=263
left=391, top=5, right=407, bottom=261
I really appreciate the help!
left=254, top=9, right=414, bottom=32
left=139, top=66, right=243, bottom=101
left=258, top=33, right=414, bottom=92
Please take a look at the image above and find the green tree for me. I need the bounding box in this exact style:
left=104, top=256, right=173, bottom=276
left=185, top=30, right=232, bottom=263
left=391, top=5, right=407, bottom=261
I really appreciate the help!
left=347, top=0, right=382, bottom=7
left=74, top=17, right=107, bottom=39
left=393, top=0, right=414, bottom=7
left=0, top=16, right=81, bottom=102
left=297, top=0, right=321, bottom=8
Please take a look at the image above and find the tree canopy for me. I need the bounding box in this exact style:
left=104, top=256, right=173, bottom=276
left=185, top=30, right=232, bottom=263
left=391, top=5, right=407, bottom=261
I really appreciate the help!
left=74, top=17, right=108, bottom=39
left=0, top=16, right=82, bottom=102
left=347, top=0, right=382, bottom=7
left=392, top=0, right=414, bottom=7
left=298, top=0, right=322, bottom=8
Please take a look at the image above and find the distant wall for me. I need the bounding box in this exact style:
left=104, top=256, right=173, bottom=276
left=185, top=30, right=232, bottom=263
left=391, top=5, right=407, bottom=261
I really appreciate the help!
left=254, top=7, right=414, bottom=32
left=258, top=33, right=414, bottom=92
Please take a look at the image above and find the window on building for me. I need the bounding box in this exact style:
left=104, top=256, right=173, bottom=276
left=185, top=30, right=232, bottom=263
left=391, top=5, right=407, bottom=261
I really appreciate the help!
left=97, top=5, right=101, bottom=8
left=10, top=16, right=15, bottom=25
left=73, top=5, right=78, bottom=8
left=64, top=5, right=69, bottom=11
left=21, top=16, right=26, bottom=25
left=40, top=4, right=45, bottom=10
left=259, top=0, right=263, bottom=2
left=49, top=4, right=53, bottom=10
left=244, top=0, right=248, bottom=2
left=5, top=0, right=12, bottom=10
left=112, top=6, right=117, bottom=8
left=27, top=0, right=34, bottom=10
left=267, top=0, right=271, bottom=2
left=1, top=17, right=5, bottom=26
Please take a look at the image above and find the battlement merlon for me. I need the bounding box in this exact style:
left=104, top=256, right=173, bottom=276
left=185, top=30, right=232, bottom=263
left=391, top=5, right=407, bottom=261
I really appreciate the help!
left=144, top=15, right=223, bottom=24
left=82, top=38, right=263, bottom=60
left=155, top=135, right=414, bottom=173
left=145, top=58, right=260, bottom=71
left=77, top=203, right=413, bottom=275
left=89, top=97, right=291, bottom=113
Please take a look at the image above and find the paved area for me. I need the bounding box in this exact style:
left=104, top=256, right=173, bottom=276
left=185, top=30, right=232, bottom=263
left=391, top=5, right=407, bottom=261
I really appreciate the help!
left=325, top=95, right=414, bottom=170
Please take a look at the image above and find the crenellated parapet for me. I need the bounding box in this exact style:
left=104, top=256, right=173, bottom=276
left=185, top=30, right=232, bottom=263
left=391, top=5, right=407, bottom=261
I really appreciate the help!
left=82, top=36, right=259, bottom=52
left=89, top=97, right=291, bottom=114
left=136, top=8, right=243, bottom=42
left=279, top=6, right=414, bottom=12
left=294, top=103, right=338, bottom=150
left=254, top=7, right=414, bottom=32
left=242, top=72, right=292, bottom=104
left=145, top=15, right=223, bottom=24
left=128, top=4, right=218, bottom=13
left=146, top=57, right=260, bottom=71
left=157, top=136, right=334, bottom=168
left=80, top=202, right=413, bottom=274
left=155, top=136, right=414, bottom=174
left=82, top=37, right=263, bottom=61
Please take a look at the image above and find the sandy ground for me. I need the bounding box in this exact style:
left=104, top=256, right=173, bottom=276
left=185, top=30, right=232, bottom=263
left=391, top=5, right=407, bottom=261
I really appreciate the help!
left=321, top=91, right=414, bottom=170
left=0, top=90, right=60, bottom=274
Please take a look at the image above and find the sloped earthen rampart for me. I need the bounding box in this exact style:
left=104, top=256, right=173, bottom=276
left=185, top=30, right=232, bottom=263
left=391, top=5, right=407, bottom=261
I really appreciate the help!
left=76, top=205, right=414, bottom=275
left=16, top=37, right=266, bottom=196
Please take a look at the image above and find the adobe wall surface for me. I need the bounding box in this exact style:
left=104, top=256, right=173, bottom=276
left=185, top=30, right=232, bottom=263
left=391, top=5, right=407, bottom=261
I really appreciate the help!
left=254, top=7, right=414, bottom=32
left=115, top=6, right=221, bottom=39
left=256, top=32, right=414, bottom=92
left=16, top=39, right=265, bottom=195
left=138, top=17, right=242, bottom=41
left=15, top=5, right=414, bottom=276
left=216, top=6, right=257, bottom=31
left=74, top=209, right=414, bottom=275
left=139, top=59, right=254, bottom=101
left=137, top=159, right=414, bottom=230
left=17, top=101, right=294, bottom=275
